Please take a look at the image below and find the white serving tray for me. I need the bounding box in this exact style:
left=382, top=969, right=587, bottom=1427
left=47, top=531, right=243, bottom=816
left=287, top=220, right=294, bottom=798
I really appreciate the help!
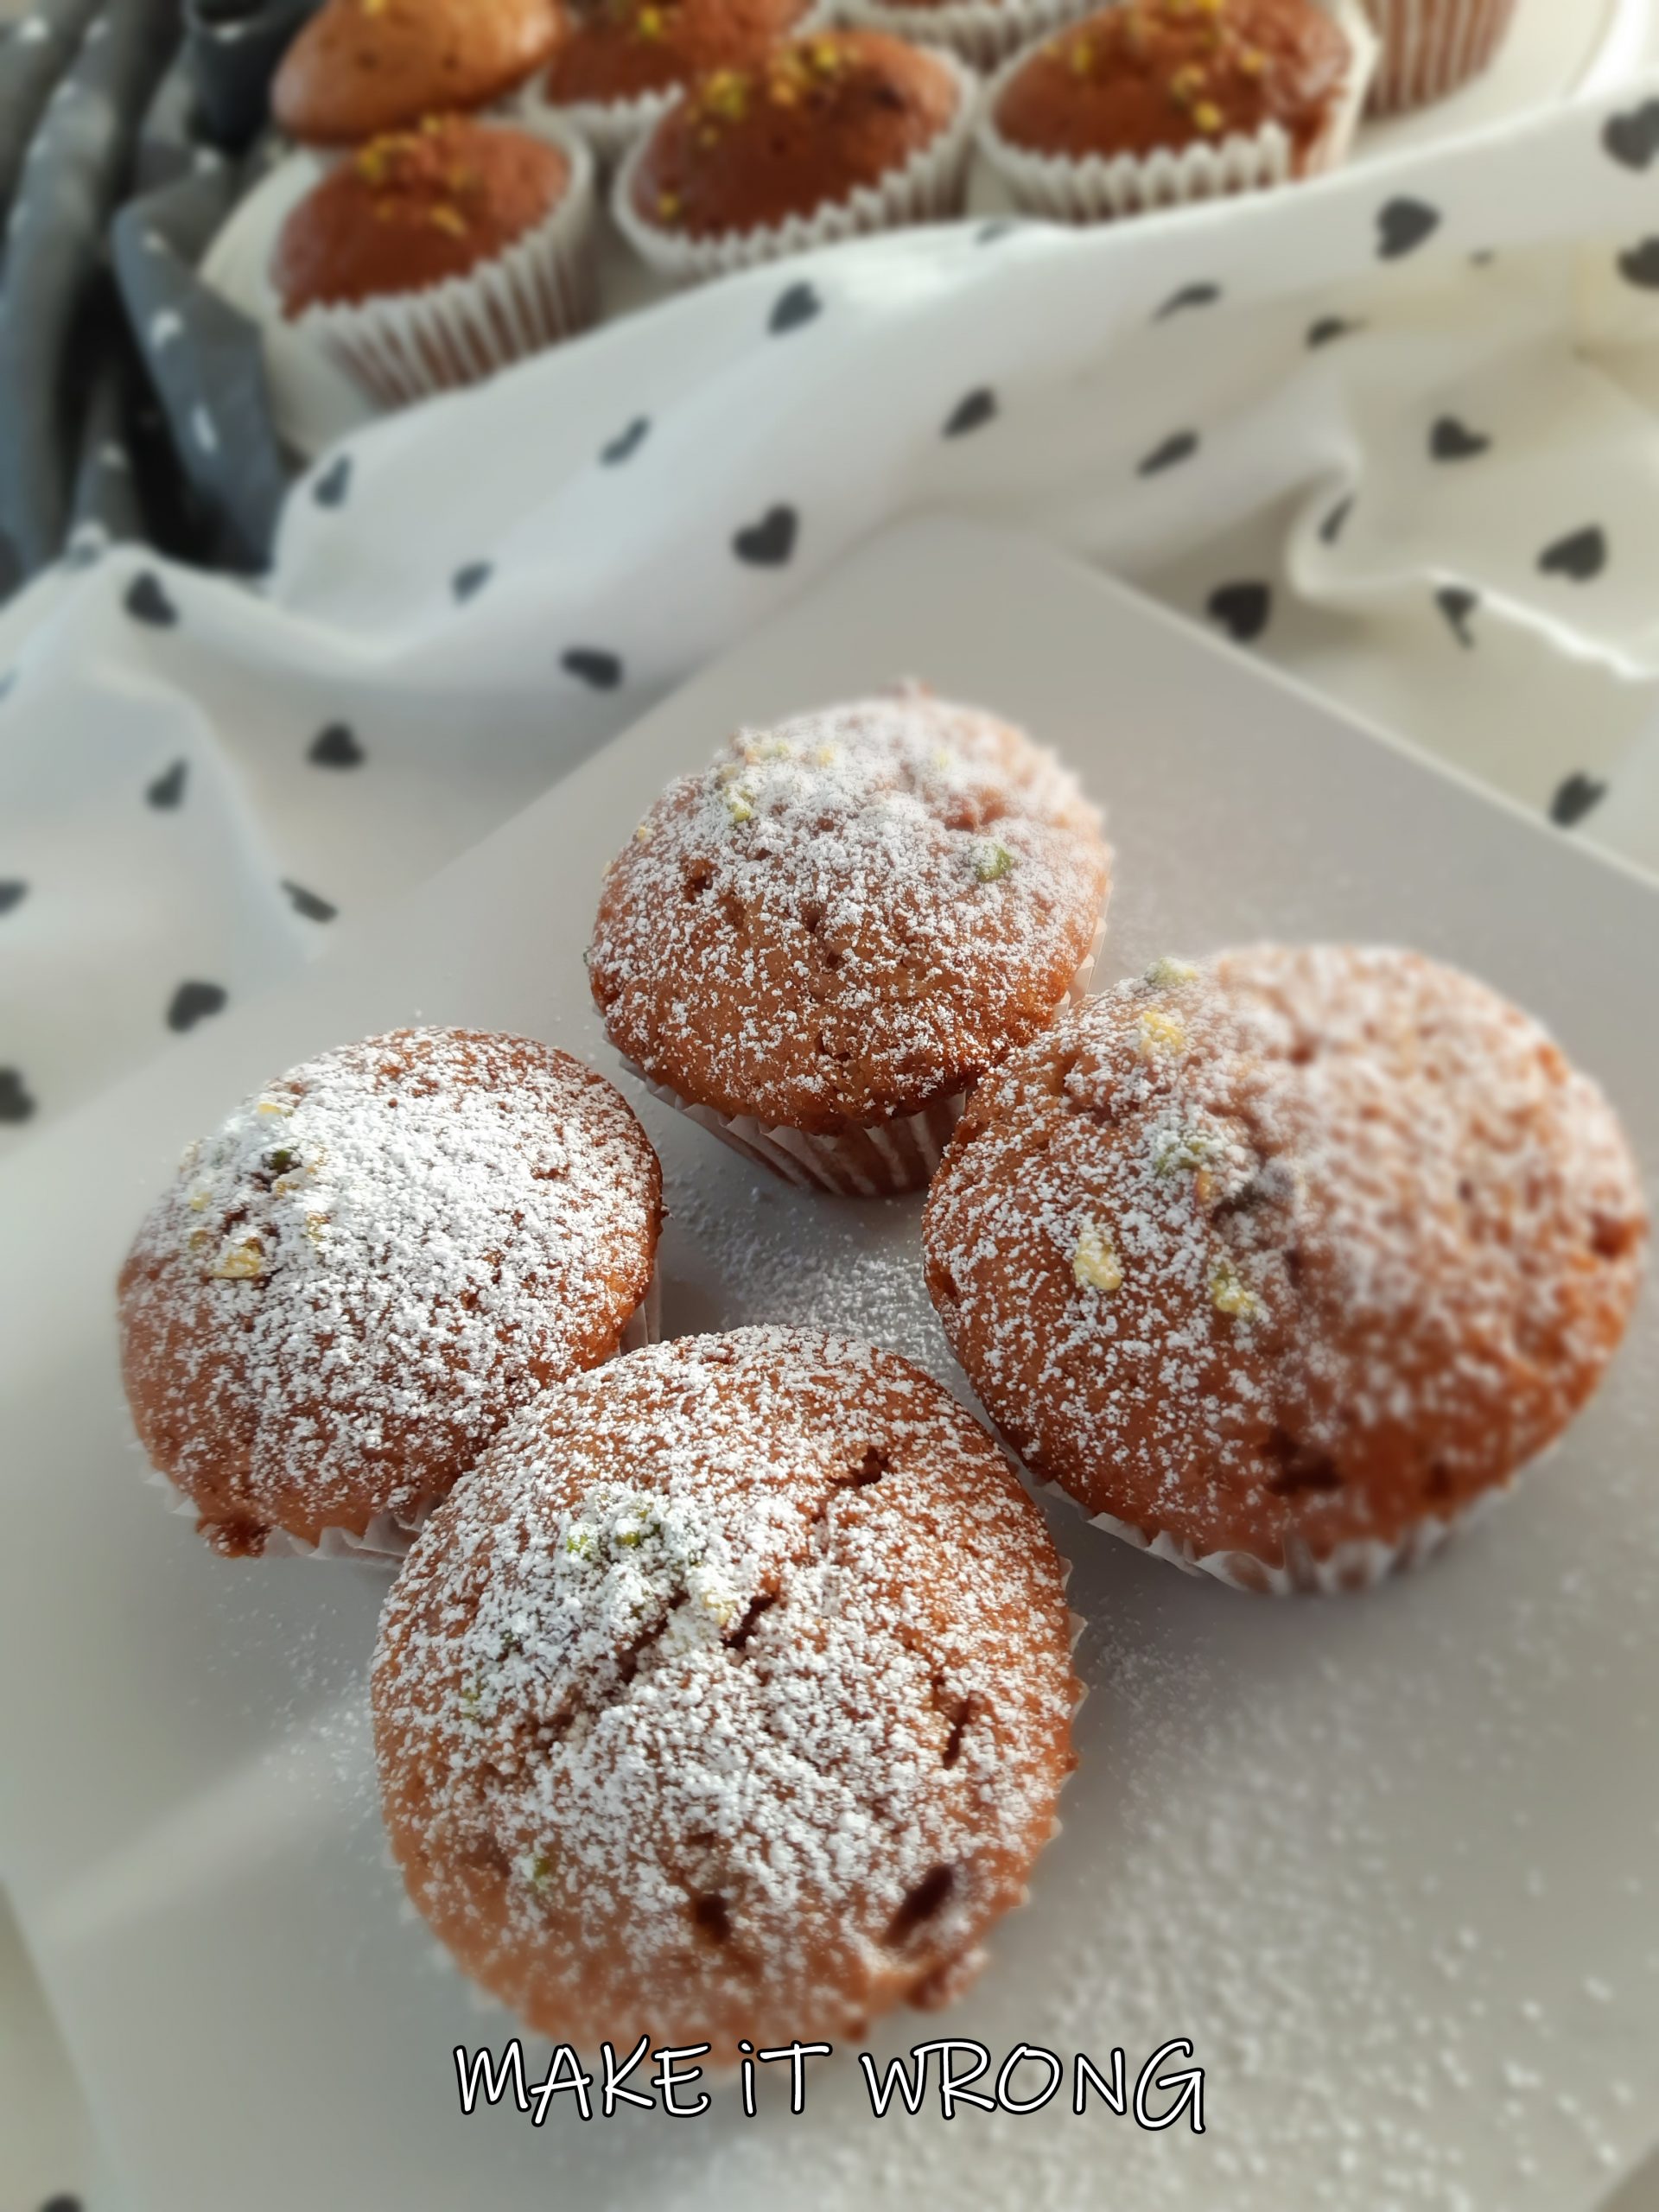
left=1, top=516, right=1656, bottom=2211
left=203, top=0, right=1655, bottom=460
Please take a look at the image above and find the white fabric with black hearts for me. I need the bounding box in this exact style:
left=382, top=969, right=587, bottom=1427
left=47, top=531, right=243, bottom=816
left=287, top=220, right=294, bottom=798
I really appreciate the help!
left=3, top=79, right=1659, bottom=1153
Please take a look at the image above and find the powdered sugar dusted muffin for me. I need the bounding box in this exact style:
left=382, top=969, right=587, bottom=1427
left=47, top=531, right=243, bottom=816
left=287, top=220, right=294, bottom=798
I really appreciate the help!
left=924, top=948, right=1648, bottom=1595
left=372, top=1328, right=1078, bottom=2055
left=118, top=1029, right=662, bottom=1560
left=588, top=690, right=1112, bottom=1196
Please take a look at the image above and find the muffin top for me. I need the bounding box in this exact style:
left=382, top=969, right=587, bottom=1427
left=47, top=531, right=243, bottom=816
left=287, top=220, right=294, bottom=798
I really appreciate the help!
left=118, top=1029, right=662, bottom=1555
left=274, top=0, right=563, bottom=146
left=924, top=947, right=1647, bottom=1576
left=273, top=118, right=573, bottom=315
left=588, top=690, right=1110, bottom=1132
left=373, top=1328, right=1078, bottom=2055
left=992, top=0, right=1353, bottom=167
left=626, top=29, right=961, bottom=238
left=543, top=0, right=815, bottom=108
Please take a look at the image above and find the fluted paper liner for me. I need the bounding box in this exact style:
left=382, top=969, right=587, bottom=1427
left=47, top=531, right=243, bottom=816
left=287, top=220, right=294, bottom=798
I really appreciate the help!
left=287, top=120, right=599, bottom=409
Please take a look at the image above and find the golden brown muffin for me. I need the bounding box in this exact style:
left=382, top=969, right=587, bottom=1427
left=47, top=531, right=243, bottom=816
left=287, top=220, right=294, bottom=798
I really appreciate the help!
left=992, top=0, right=1352, bottom=169
left=625, top=29, right=963, bottom=238
left=273, top=0, right=563, bottom=146
left=274, top=118, right=574, bottom=314
left=588, top=690, right=1110, bottom=1193
left=118, top=1029, right=662, bottom=1557
left=373, top=1329, right=1079, bottom=2056
left=924, top=948, right=1648, bottom=1592
left=542, top=0, right=816, bottom=109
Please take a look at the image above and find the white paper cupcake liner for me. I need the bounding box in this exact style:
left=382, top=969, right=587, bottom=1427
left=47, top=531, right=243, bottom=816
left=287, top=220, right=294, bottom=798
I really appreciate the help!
left=620, top=903, right=1105, bottom=1198
left=834, top=0, right=1088, bottom=74
left=1361, top=0, right=1517, bottom=116
left=138, top=1271, right=662, bottom=1566
left=511, top=3, right=833, bottom=168
left=609, top=48, right=978, bottom=283
left=1051, top=1474, right=1509, bottom=1598
left=287, top=122, right=599, bottom=410
left=976, top=0, right=1376, bottom=223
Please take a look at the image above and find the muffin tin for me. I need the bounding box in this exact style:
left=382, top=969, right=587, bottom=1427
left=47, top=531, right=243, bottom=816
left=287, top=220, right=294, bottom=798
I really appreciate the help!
left=2, top=516, right=1656, bottom=2210
left=201, top=0, right=1651, bottom=459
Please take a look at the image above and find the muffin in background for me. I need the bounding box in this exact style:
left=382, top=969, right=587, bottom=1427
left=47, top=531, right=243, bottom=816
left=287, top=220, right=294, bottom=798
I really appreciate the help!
left=588, top=687, right=1112, bottom=1196
left=273, top=116, right=596, bottom=406
left=522, top=0, right=822, bottom=166
left=373, top=1329, right=1080, bottom=2056
left=978, top=0, right=1374, bottom=223
left=834, top=0, right=1090, bottom=76
left=118, top=1029, right=662, bottom=1560
left=924, top=946, right=1648, bottom=1594
left=274, top=0, right=564, bottom=145
left=612, top=29, right=976, bottom=281
left=1361, top=0, right=1517, bottom=115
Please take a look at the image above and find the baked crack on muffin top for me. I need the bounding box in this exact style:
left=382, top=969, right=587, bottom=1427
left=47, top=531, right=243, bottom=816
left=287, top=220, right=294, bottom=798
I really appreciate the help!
left=924, top=946, right=1648, bottom=1580
left=588, top=689, right=1111, bottom=1131
left=372, top=1328, right=1079, bottom=2054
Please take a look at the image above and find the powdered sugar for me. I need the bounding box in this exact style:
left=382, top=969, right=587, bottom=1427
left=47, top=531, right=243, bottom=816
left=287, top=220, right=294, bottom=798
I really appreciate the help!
left=373, top=1327, right=1077, bottom=2052
left=588, top=689, right=1111, bottom=1130
left=119, top=1028, right=660, bottom=1551
left=925, top=946, right=1648, bottom=1575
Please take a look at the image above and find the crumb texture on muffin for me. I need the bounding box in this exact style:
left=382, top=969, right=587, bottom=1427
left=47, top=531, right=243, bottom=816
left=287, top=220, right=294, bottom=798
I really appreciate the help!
left=275, top=118, right=573, bottom=314
left=588, top=689, right=1110, bottom=1131
left=118, top=1029, right=661, bottom=1554
left=274, top=0, right=564, bottom=145
left=994, top=0, right=1352, bottom=166
left=924, top=947, right=1648, bottom=1573
left=627, top=30, right=963, bottom=238
left=543, top=0, right=814, bottom=107
left=373, top=1328, right=1078, bottom=2055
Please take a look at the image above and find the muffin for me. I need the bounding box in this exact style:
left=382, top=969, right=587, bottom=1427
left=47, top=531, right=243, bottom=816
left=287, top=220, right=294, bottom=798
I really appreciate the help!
left=611, top=29, right=976, bottom=282
left=1361, top=0, right=1517, bottom=115
left=272, top=116, right=596, bottom=407
left=978, top=0, right=1375, bottom=223
left=273, top=0, right=563, bottom=146
left=587, top=688, right=1112, bottom=1197
left=373, top=1328, right=1079, bottom=2055
left=522, top=0, right=822, bottom=166
left=924, top=947, right=1648, bottom=1595
left=118, top=1029, right=662, bottom=1560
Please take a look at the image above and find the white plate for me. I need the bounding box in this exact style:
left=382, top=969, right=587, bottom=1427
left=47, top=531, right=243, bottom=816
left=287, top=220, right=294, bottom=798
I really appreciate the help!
left=1, top=516, right=1656, bottom=2211
left=203, top=0, right=1655, bottom=460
